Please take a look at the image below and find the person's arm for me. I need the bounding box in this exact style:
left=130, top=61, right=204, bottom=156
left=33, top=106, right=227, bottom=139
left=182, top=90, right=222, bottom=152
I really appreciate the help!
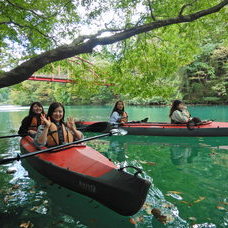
left=34, top=114, right=51, bottom=146
left=109, top=112, right=121, bottom=124
left=172, top=110, right=189, bottom=123
left=182, top=109, right=191, bottom=118
left=66, top=117, right=83, bottom=140
left=36, top=125, right=49, bottom=145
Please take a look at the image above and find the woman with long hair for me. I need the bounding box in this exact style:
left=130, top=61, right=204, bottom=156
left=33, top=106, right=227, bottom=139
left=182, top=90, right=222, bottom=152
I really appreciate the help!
left=169, top=100, right=191, bottom=124
left=109, top=100, right=128, bottom=124
left=34, top=102, right=83, bottom=147
left=18, top=102, right=45, bottom=137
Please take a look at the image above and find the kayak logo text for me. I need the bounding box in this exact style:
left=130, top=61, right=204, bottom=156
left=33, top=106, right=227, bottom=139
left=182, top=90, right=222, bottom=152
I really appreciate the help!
left=78, top=180, right=96, bottom=193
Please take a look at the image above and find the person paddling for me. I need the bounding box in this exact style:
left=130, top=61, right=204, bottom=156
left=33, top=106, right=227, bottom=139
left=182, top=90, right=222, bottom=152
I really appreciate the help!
left=34, top=102, right=83, bottom=147
left=109, top=101, right=128, bottom=124
left=169, top=100, right=192, bottom=124
left=18, top=102, right=45, bottom=137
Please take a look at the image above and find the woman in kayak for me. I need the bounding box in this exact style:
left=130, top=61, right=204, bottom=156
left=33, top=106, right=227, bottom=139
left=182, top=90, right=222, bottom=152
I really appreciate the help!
left=18, top=102, right=45, bottom=137
left=109, top=100, right=128, bottom=124
left=34, top=102, right=83, bottom=147
left=169, top=100, right=191, bottom=124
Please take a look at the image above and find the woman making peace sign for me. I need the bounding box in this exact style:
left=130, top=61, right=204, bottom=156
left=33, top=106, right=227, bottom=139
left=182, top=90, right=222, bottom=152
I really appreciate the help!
left=35, top=102, right=83, bottom=147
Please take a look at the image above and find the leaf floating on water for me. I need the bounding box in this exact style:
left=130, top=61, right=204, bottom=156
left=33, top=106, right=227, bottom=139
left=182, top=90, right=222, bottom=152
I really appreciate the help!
left=43, top=200, right=48, bottom=204
left=139, top=160, right=156, bottom=166
left=19, top=221, right=33, bottom=228
left=180, top=201, right=189, bottom=204
left=135, top=216, right=144, bottom=223
left=162, top=203, right=173, bottom=209
left=165, top=215, right=175, bottom=223
left=194, top=196, right=206, bottom=203
left=143, top=203, right=152, bottom=214
left=188, top=217, right=197, bottom=221
left=129, top=216, right=144, bottom=224
left=11, top=184, right=20, bottom=190
left=166, top=193, right=183, bottom=200
left=218, top=201, right=228, bottom=205
left=180, top=201, right=194, bottom=207
left=129, top=218, right=137, bottom=225
left=216, top=206, right=226, bottom=211
left=30, top=206, right=39, bottom=211
left=151, top=208, right=168, bottom=224
left=167, top=191, right=183, bottom=195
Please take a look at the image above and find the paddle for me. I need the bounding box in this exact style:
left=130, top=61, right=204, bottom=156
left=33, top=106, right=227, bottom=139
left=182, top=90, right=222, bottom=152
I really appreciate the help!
left=0, top=122, right=109, bottom=139
left=0, top=128, right=127, bottom=165
left=112, top=118, right=149, bottom=125
left=0, top=134, right=25, bottom=139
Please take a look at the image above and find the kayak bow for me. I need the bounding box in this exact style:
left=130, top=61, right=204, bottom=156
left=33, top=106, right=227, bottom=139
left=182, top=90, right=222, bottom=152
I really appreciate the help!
left=20, top=136, right=150, bottom=216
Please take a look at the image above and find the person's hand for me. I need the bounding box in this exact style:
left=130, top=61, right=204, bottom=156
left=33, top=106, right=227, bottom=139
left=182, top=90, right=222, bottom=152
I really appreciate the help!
left=66, top=117, right=76, bottom=131
left=41, top=113, right=51, bottom=128
left=28, top=130, right=37, bottom=135
left=122, top=112, right=128, bottom=118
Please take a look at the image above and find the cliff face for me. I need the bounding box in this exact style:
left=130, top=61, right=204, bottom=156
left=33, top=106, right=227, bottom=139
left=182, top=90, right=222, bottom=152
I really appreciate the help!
left=181, top=46, right=228, bottom=104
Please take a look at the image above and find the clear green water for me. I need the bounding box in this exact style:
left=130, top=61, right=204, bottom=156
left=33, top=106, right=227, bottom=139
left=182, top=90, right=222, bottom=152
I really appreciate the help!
left=0, top=105, right=227, bottom=228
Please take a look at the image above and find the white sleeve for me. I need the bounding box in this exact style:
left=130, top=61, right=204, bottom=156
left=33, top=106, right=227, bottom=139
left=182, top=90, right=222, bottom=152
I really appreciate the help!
left=34, top=125, right=46, bottom=147
left=109, top=112, right=121, bottom=124
left=171, top=110, right=189, bottom=123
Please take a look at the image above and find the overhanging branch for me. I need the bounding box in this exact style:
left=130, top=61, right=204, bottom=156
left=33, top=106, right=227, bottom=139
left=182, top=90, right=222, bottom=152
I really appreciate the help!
left=0, top=0, right=227, bottom=88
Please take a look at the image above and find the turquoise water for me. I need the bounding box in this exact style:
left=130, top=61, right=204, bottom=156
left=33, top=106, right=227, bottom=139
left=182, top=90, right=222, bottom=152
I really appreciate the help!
left=0, top=105, right=227, bottom=227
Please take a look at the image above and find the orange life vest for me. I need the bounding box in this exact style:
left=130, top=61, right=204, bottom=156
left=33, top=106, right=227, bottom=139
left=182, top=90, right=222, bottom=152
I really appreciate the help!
left=28, top=116, right=39, bottom=131
left=47, top=122, right=74, bottom=147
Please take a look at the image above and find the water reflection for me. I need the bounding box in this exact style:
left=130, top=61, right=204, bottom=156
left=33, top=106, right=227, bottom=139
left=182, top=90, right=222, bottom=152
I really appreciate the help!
left=170, top=146, right=199, bottom=165
left=1, top=105, right=228, bottom=227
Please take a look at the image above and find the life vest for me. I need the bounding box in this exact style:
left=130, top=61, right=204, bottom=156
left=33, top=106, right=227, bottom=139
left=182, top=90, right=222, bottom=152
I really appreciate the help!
left=28, top=116, right=40, bottom=131
left=47, top=122, right=74, bottom=147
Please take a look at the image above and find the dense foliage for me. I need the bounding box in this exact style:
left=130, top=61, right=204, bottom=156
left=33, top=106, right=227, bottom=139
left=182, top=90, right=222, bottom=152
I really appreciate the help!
left=182, top=45, right=228, bottom=104
left=0, top=0, right=227, bottom=104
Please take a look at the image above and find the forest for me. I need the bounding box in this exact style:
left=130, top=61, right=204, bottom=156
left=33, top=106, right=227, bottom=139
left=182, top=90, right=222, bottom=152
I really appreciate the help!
left=0, top=0, right=227, bottom=105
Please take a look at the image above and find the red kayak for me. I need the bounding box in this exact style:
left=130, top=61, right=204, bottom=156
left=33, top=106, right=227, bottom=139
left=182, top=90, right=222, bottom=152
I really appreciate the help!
left=20, top=136, right=150, bottom=216
left=76, top=121, right=228, bottom=137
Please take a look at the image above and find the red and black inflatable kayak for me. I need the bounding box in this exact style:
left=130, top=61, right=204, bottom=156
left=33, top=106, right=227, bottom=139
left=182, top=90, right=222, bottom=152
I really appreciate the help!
left=76, top=121, right=228, bottom=137
left=20, top=136, right=150, bottom=216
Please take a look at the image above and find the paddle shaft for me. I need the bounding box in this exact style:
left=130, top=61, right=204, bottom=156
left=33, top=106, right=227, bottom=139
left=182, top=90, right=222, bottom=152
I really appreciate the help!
left=0, top=132, right=112, bottom=165
left=0, top=134, right=21, bottom=139
left=0, top=122, right=108, bottom=139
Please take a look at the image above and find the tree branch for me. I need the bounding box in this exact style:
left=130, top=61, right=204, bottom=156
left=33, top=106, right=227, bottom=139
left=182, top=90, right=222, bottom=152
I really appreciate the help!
left=179, top=0, right=198, bottom=17
left=1, top=17, right=57, bottom=45
left=0, top=0, right=227, bottom=88
left=5, top=0, right=56, bottom=20
left=147, top=0, right=156, bottom=21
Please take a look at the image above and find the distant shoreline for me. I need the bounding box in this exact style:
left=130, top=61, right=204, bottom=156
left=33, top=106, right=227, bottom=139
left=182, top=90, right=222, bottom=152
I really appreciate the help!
left=1, top=103, right=228, bottom=107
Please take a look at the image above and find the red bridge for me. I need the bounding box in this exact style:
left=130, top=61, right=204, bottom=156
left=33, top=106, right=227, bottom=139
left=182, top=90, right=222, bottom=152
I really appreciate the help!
left=28, top=74, right=73, bottom=83
left=28, top=57, right=113, bottom=86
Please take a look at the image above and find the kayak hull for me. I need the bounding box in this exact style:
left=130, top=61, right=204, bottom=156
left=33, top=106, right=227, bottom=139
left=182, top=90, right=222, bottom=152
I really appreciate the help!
left=76, top=121, right=228, bottom=137
left=20, top=136, right=150, bottom=216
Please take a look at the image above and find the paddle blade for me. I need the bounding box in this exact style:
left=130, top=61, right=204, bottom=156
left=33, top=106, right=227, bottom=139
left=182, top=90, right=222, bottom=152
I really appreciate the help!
left=110, top=128, right=128, bottom=136
left=85, top=122, right=111, bottom=132
left=0, top=156, right=18, bottom=165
